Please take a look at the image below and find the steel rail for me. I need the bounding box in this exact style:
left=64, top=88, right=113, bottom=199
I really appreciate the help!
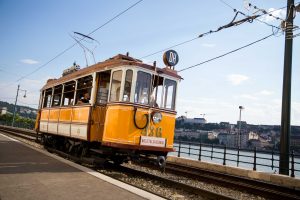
left=2, top=125, right=299, bottom=199
left=0, top=125, right=36, bottom=141
left=165, top=162, right=300, bottom=200
left=110, top=164, right=236, bottom=200
left=0, top=125, right=235, bottom=199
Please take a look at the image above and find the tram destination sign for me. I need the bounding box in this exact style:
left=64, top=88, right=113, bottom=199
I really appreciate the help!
left=140, top=136, right=166, bottom=147
left=163, top=50, right=179, bottom=67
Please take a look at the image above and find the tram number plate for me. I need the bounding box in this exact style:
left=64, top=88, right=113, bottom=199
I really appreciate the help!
left=140, top=136, right=166, bottom=147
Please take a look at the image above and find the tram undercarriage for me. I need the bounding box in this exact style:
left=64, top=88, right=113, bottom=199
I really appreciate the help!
left=40, top=133, right=168, bottom=168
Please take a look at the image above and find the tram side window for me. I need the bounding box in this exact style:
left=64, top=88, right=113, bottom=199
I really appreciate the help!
left=96, top=71, right=111, bottom=104
left=52, top=85, right=63, bottom=107
left=109, top=70, right=122, bottom=102
left=62, top=81, right=76, bottom=106
left=43, top=88, right=53, bottom=108
left=123, top=70, right=133, bottom=102
left=76, top=75, right=93, bottom=104
left=134, top=71, right=151, bottom=105
left=163, top=79, right=177, bottom=110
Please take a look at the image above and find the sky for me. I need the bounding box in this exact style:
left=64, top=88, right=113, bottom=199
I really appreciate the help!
left=0, top=0, right=299, bottom=125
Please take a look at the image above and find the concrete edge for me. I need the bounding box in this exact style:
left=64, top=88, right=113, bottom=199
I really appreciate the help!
left=0, top=133, right=165, bottom=200
left=167, top=155, right=300, bottom=190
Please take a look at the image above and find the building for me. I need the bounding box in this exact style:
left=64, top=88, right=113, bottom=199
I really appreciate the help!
left=0, top=107, right=7, bottom=115
left=248, top=131, right=259, bottom=140
left=218, top=132, right=237, bottom=147
left=175, top=129, right=208, bottom=139
left=291, top=135, right=300, bottom=149
left=208, top=131, right=218, bottom=140
left=176, top=116, right=206, bottom=126
left=237, top=120, right=247, bottom=128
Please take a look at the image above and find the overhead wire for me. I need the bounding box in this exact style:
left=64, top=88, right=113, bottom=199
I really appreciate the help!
left=218, top=0, right=282, bottom=35
left=140, top=2, right=292, bottom=60
left=140, top=12, right=260, bottom=59
left=8, top=0, right=144, bottom=85
left=178, top=33, right=274, bottom=72
left=178, top=1, right=299, bottom=72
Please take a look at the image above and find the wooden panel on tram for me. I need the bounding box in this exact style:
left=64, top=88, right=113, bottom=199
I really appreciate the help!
left=90, top=105, right=107, bottom=142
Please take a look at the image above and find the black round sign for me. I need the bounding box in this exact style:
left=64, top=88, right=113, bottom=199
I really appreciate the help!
left=163, top=50, right=179, bottom=67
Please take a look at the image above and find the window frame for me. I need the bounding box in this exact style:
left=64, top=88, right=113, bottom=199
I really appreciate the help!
left=109, top=69, right=123, bottom=102
left=134, top=70, right=152, bottom=105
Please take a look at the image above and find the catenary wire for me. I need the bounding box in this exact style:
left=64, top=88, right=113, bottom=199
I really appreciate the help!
left=178, top=33, right=274, bottom=72
left=140, top=12, right=259, bottom=59
left=140, top=3, right=290, bottom=60
left=8, top=0, right=144, bottom=85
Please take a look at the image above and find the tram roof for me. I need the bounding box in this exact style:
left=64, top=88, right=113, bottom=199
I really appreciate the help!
left=42, top=54, right=182, bottom=90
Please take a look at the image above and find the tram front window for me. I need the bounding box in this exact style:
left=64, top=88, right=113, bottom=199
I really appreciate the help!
left=163, top=79, right=176, bottom=110
left=151, top=75, right=164, bottom=107
left=134, top=71, right=151, bottom=105
left=110, top=70, right=122, bottom=102
left=123, top=69, right=133, bottom=102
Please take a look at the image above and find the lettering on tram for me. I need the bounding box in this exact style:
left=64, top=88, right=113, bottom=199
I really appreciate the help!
left=35, top=51, right=181, bottom=169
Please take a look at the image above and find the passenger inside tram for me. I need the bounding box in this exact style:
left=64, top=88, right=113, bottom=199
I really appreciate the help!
left=77, top=92, right=90, bottom=104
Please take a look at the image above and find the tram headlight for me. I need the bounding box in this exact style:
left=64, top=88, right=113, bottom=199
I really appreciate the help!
left=152, top=112, right=162, bottom=124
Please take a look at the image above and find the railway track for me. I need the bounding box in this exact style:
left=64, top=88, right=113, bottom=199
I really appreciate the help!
left=163, top=162, right=300, bottom=200
left=0, top=125, right=37, bottom=141
left=110, top=164, right=235, bottom=200
left=1, top=125, right=299, bottom=200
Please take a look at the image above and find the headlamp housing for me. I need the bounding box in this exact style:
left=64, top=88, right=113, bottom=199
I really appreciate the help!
left=152, top=112, right=162, bottom=124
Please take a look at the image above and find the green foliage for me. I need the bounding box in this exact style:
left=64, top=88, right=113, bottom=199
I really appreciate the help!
left=0, top=100, right=37, bottom=119
left=0, top=113, right=35, bottom=130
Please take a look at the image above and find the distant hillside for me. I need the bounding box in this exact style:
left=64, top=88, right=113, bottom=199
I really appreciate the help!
left=0, top=101, right=37, bottom=119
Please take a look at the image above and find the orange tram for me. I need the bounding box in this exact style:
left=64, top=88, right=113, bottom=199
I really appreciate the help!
left=35, top=52, right=181, bottom=167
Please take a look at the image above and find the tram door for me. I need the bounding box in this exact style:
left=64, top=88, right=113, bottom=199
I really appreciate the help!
left=90, top=71, right=111, bottom=142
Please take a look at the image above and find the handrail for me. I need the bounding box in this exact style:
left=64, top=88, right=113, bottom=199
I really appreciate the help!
left=173, top=140, right=299, bottom=177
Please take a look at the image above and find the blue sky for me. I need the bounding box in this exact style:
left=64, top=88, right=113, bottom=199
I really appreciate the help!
left=0, top=0, right=299, bottom=125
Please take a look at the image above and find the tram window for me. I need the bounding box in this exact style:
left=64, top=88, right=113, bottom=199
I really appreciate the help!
left=163, top=79, right=177, bottom=110
left=96, top=71, right=111, bottom=104
left=52, top=85, right=63, bottom=107
left=43, top=88, right=53, bottom=108
left=134, top=71, right=151, bottom=105
left=76, top=75, right=93, bottom=104
left=62, top=81, right=76, bottom=106
left=151, top=75, right=164, bottom=107
left=109, top=70, right=122, bottom=102
left=123, top=70, right=133, bottom=102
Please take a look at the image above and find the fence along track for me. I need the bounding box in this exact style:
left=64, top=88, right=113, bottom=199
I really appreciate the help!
left=174, top=140, right=299, bottom=177
left=165, top=161, right=300, bottom=200
left=1, top=125, right=299, bottom=199
left=0, top=125, right=236, bottom=200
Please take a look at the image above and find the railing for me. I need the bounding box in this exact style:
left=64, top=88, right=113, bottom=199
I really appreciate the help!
left=174, top=140, right=300, bottom=177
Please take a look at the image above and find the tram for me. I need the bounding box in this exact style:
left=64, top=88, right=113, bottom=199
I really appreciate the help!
left=35, top=52, right=181, bottom=167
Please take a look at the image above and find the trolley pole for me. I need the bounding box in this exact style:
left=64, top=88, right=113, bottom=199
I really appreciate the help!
left=279, top=0, right=294, bottom=175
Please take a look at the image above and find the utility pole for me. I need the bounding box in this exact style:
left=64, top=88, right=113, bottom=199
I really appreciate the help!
left=12, top=84, right=26, bottom=127
left=279, top=0, right=294, bottom=175
left=238, top=106, right=244, bottom=147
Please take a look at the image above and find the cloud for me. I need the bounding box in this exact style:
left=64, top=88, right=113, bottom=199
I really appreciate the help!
left=20, top=59, right=39, bottom=65
left=258, top=90, right=274, bottom=96
left=227, top=74, right=249, bottom=85
left=201, top=43, right=216, bottom=48
left=259, top=8, right=286, bottom=23
left=240, top=94, right=258, bottom=100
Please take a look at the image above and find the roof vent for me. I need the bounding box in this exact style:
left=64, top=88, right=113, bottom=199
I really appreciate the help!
left=62, top=62, right=80, bottom=76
